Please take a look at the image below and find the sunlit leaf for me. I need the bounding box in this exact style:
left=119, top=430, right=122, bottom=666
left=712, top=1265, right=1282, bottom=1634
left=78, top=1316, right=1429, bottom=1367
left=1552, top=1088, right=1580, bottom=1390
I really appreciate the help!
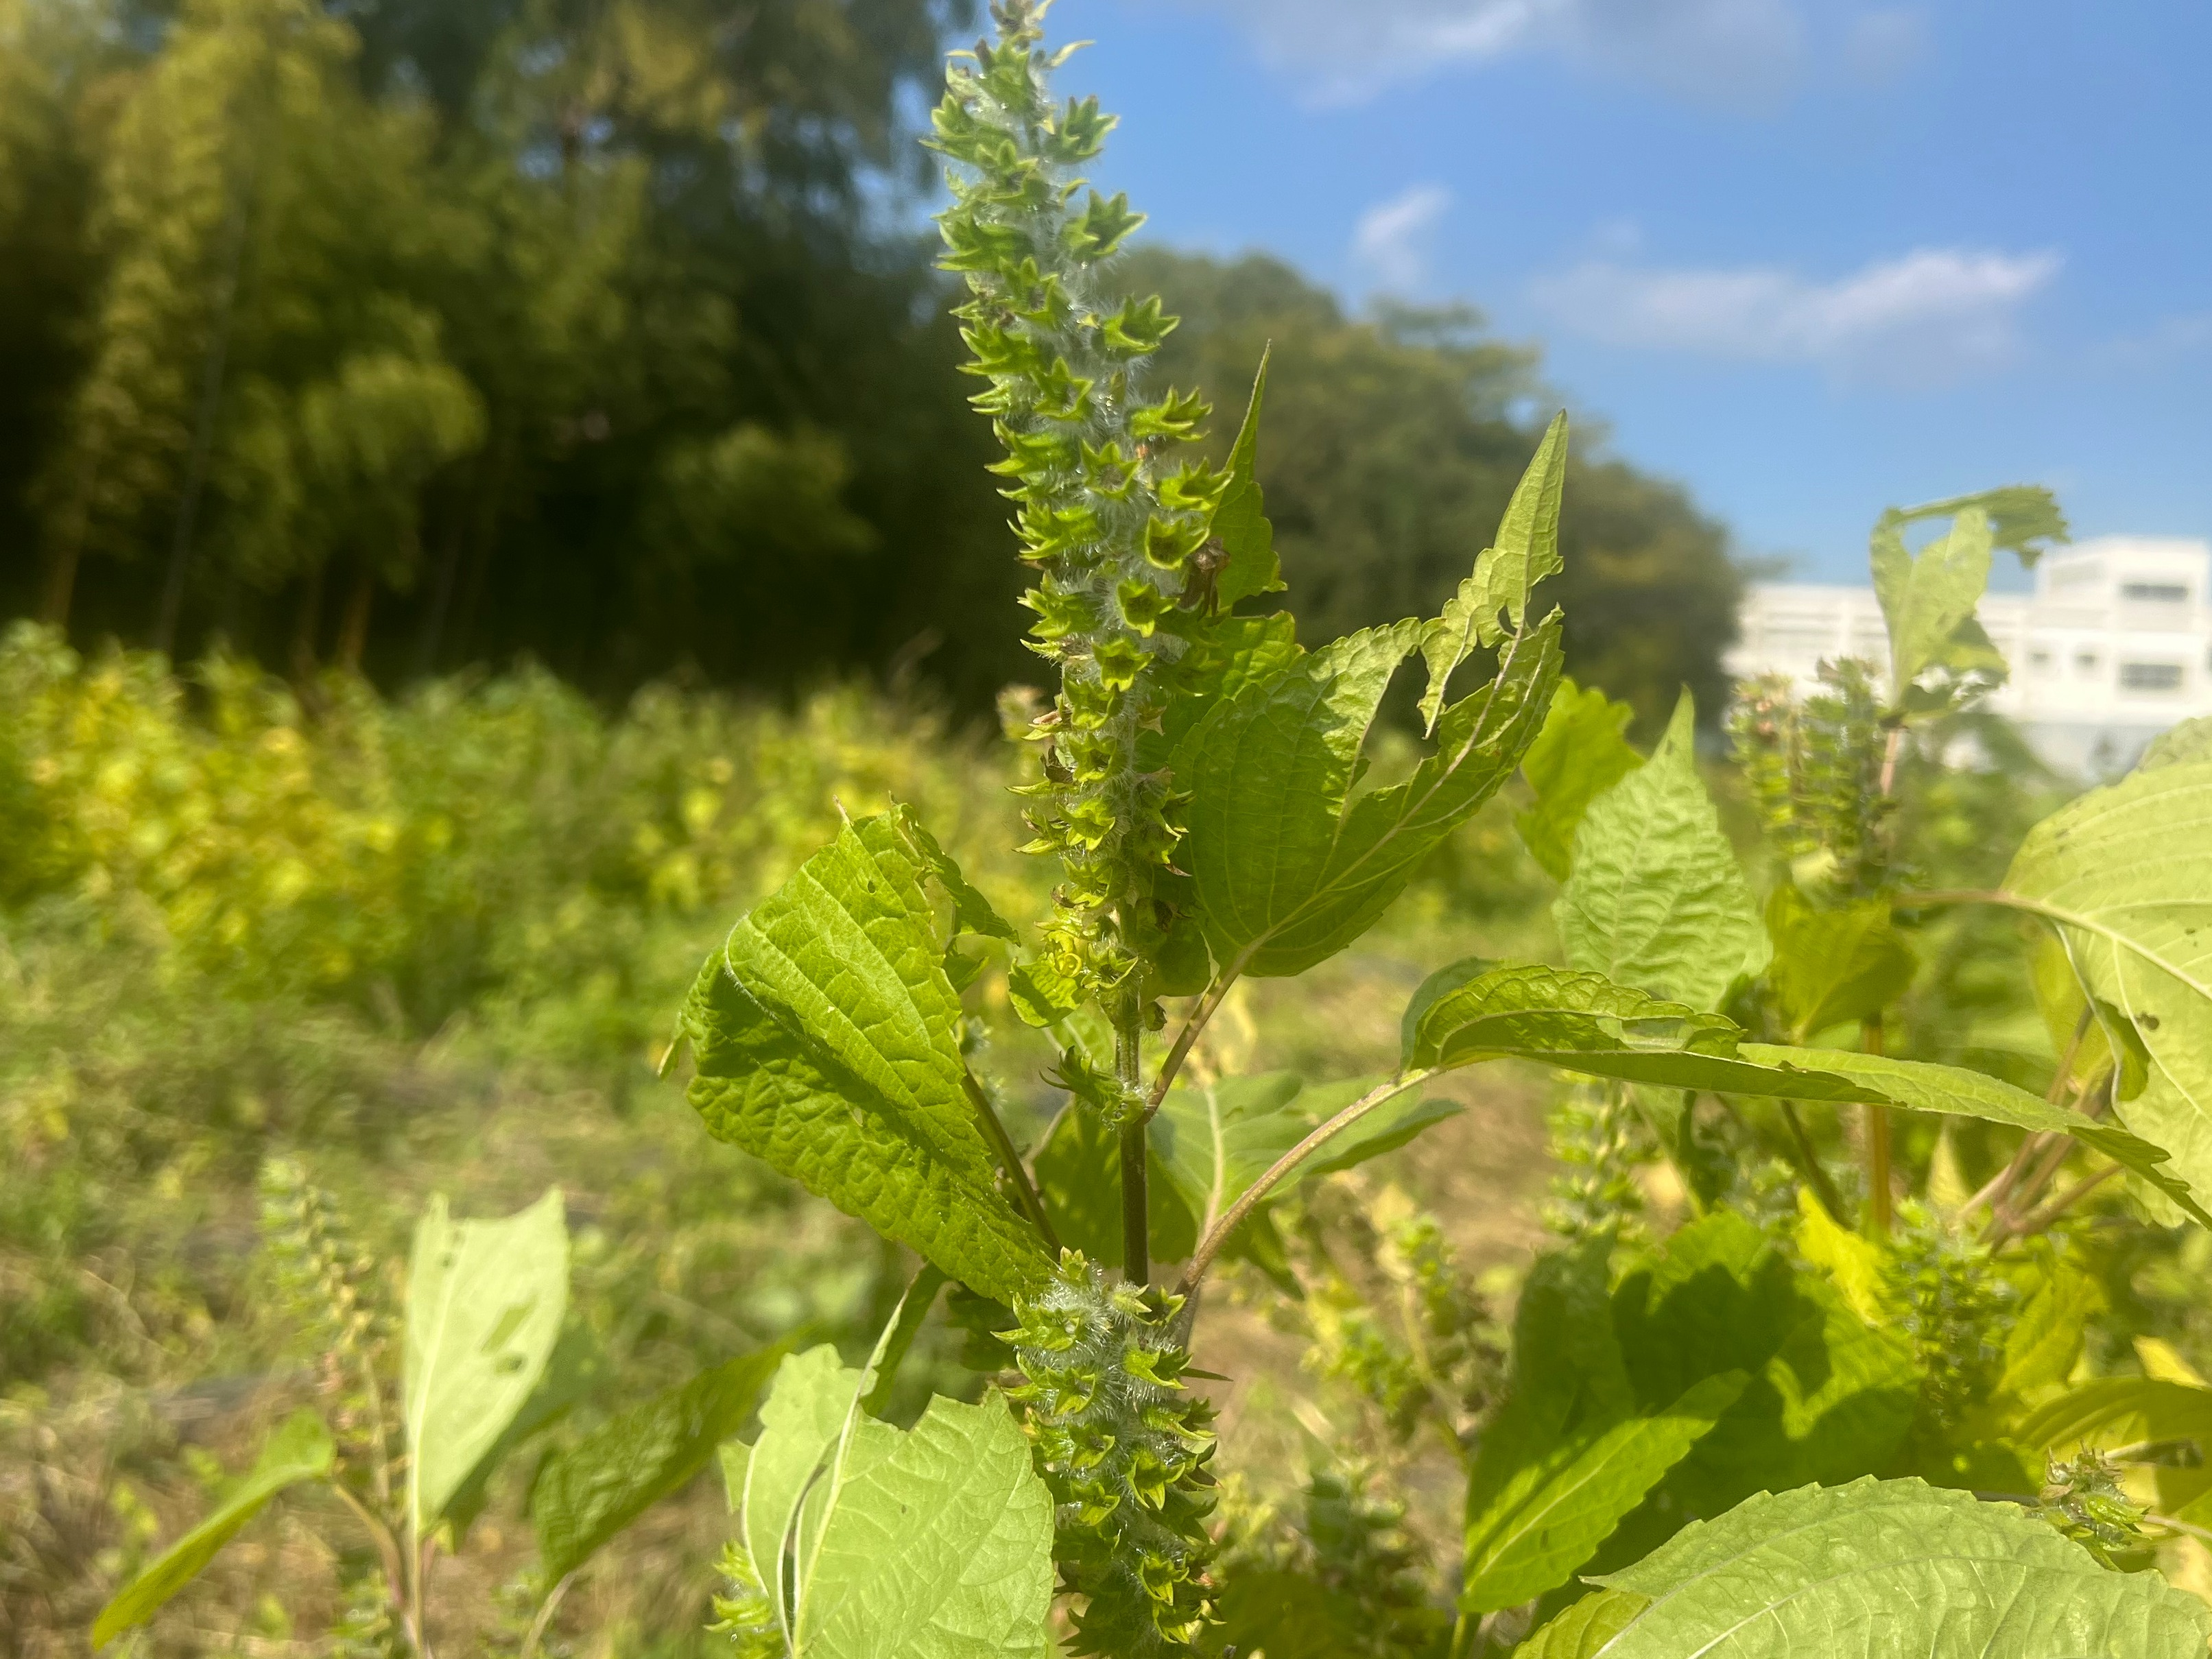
left=1514, top=678, right=1641, bottom=882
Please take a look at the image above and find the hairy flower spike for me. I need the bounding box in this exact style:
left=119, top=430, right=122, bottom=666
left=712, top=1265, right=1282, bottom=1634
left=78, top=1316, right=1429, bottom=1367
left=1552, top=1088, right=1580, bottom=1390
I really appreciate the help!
left=931, top=0, right=1235, bottom=1005
left=1006, top=1252, right=1218, bottom=1656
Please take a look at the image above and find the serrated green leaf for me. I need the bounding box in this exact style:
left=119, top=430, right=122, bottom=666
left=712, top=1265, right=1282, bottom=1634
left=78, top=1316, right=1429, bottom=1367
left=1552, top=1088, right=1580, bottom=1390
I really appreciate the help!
left=1419, top=414, right=1568, bottom=731
left=1586, top=1476, right=2208, bottom=1659
left=1610, top=1212, right=1915, bottom=1519
left=1763, top=887, right=1916, bottom=1040
left=1462, top=1372, right=1747, bottom=1615
left=1515, top=678, right=1642, bottom=882
left=1212, top=346, right=1283, bottom=608
left=1512, top=1589, right=1648, bottom=1658
left=2006, top=757, right=2212, bottom=1217
left=890, top=802, right=1014, bottom=942
left=735, top=1346, right=1055, bottom=1659
left=534, top=1350, right=782, bottom=1584
left=1870, top=488, right=2064, bottom=715
left=1182, top=615, right=1562, bottom=979
left=93, top=1409, right=333, bottom=1648
left=1556, top=693, right=1767, bottom=1012
left=405, top=1189, right=569, bottom=1536
left=1793, top=1189, right=1887, bottom=1326
left=683, top=815, right=1054, bottom=1302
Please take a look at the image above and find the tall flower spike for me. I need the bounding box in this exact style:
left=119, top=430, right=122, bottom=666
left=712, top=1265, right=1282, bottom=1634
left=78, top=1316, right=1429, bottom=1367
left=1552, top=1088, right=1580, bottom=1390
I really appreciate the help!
left=1006, top=1252, right=1218, bottom=1657
left=931, top=0, right=1232, bottom=1012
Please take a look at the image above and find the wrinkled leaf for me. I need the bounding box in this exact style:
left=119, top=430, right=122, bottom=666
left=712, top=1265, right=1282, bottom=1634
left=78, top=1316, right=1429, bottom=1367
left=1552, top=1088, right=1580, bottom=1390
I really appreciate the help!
left=534, top=1350, right=782, bottom=1583
left=2008, top=756, right=2212, bottom=1217
left=1461, top=1372, right=1746, bottom=1614
left=1512, top=1589, right=1648, bottom=1659
left=1515, top=678, right=1641, bottom=882
left=93, top=1409, right=334, bottom=1648
left=1420, top=413, right=1567, bottom=730
left=684, top=815, right=1054, bottom=1302
left=1556, top=693, right=1767, bottom=1012
left=1587, top=1476, right=2207, bottom=1659
left=1763, top=887, right=1916, bottom=1040
left=405, top=1189, right=569, bottom=1534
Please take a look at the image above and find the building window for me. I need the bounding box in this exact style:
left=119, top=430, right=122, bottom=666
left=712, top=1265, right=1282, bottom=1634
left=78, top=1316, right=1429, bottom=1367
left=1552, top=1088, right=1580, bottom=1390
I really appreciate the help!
left=2119, top=661, right=2185, bottom=693
left=2076, top=652, right=2101, bottom=674
left=2121, top=582, right=2190, bottom=603
left=2030, top=649, right=2052, bottom=671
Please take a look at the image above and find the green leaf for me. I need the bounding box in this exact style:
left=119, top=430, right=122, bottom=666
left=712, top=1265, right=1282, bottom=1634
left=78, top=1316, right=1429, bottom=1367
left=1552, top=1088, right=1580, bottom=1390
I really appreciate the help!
left=683, top=815, right=1054, bottom=1302
left=1763, top=887, right=1916, bottom=1040
left=1149, top=1071, right=1456, bottom=1237
left=2013, top=1376, right=2212, bottom=1454
left=889, top=802, right=1014, bottom=942
left=1419, top=414, right=1568, bottom=731
left=1181, top=614, right=1562, bottom=979
left=1556, top=693, right=1768, bottom=1012
left=1515, top=678, right=1641, bottom=882
left=405, top=1188, right=569, bottom=1536
left=734, top=1346, right=1056, bottom=1659
left=2006, top=756, right=2212, bottom=1216
left=1398, top=963, right=2210, bottom=1223
left=442, top=1320, right=609, bottom=1540
left=1870, top=486, right=2065, bottom=714
left=1998, top=1254, right=2103, bottom=1399
left=2141, top=715, right=2212, bottom=771
left=1462, top=1372, right=1747, bottom=1614
left=1585, top=1476, right=2208, bottom=1658
left=1609, top=1212, right=1915, bottom=1520
left=1512, top=1589, right=1648, bottom=1659
left=1211, top=346, right=1283, bottom=608
left=533, top=1350, right=782, bottom=1584
left=93, top=1409, right=334, bottom=1648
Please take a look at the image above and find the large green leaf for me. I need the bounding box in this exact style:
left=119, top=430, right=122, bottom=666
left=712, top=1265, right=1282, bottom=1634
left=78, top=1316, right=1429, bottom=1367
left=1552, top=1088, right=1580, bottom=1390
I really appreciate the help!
left=733, top=1344, right=1056, bottom=1659
left=683, top=815, right=1054, bottom=1302
left=1514, top=678, right=1641, bottom=882
left=533, top=1350, right=782, bottom=1584
left=1178, top=429, right=1567, bottom=979
left=1607, top=1212, right=1914, bottom=1521
left=93, top=1409, right=334, bottom=1648
left=1763, top=887, right=1916, bottom=1040
left=1556, top=693, right=1767, bottom=1012
left=1579, top=1477, right=2208, bottom=1658
left=1512, top=1589, right=1648, bottom=1658
left=1461, top=1372, right=1746, bottom=1615
left=2014, top=1376, right=2212, bottom=1454
left=2006, top=756, right=2212, bottom=1213
left=405, top=1188, right=569, bottom=1535
left=1419, top=412, right=1567, bottom=732
left=1148, top=1071, right=1457, bottom=1234
left=1398, top=964, right=2209, bottom=1221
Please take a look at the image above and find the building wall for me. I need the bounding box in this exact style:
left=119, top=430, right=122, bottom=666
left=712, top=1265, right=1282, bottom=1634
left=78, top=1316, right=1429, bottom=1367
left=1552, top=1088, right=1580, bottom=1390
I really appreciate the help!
left=1728, top=536, right=2212, bottom=776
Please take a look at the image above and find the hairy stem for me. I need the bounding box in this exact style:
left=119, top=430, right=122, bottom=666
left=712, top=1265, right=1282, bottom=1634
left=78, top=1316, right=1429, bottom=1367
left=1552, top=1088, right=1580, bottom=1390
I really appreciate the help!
left=1145, top=970, right=1243, bottom=1114
left=1117, top=1006, right=1149, bottom=1283
left=962, top=1069, right=1061, bottom=1252
left=1178, top=1073, right=1429, bottom=1295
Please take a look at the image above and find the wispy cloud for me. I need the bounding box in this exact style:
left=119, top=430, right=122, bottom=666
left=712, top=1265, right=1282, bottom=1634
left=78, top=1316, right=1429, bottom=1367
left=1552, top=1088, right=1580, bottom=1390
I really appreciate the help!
left=1532, top=246, right=2061, bottom=384
left=1178, top=0, right=1807, bottom=108
left=1353, top=184, right=1453, bottom=291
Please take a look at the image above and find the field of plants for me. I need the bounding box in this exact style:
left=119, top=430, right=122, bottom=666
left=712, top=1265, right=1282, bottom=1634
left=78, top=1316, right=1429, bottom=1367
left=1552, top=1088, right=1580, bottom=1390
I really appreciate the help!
left=10, top=4, right=2212, bottom=1659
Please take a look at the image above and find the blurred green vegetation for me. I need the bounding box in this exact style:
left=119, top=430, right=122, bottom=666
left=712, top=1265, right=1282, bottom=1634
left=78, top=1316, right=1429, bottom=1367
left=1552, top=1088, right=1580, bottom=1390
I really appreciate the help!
left=0, top=0, right=1740, bottom=721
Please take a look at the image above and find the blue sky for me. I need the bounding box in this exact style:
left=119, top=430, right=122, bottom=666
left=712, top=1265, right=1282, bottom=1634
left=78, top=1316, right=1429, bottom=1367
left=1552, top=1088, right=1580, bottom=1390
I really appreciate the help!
left=1014, top=0, right=2212, bottom=584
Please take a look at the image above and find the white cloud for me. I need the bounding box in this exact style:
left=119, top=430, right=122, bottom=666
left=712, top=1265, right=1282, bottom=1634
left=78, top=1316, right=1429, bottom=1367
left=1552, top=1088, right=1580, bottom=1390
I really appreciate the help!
left=1353, top=184, right=1453, bottom=292
left=1177, top=0, right=1806, bottom=108
left=1532, top=246, right=2062, bottom=383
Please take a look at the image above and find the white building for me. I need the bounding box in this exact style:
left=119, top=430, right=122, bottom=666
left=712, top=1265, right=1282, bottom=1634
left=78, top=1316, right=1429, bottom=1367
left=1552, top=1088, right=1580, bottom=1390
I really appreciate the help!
left=1728, top=536, right=2212, bottom=776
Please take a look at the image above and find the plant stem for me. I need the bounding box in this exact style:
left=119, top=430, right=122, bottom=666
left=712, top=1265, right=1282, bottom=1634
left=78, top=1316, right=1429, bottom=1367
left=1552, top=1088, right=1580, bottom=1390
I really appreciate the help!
left=1146, top=970, right=1243, bottom=1114
left=1778, top=1099, right=1847, bottom=1224
left=329, top=1481, right=409, bottom=1640
left=1178, top=1072, right=1429, bottom=1296
left=1993, top=1162, right=2123, bottom=1242
left=519, top=1571, right=575, bottom=1659
left=1862, top=1017, right=1892, bottom=1237
left=1116, top=1006, right=1148, bottom=1284
left=962, top=1069, right=1060, bottom=1252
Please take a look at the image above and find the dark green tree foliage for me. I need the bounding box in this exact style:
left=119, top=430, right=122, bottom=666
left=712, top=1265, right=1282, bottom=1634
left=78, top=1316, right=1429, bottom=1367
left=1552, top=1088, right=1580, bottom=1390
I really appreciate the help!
left=1121, top=249, right=1745, bottom=732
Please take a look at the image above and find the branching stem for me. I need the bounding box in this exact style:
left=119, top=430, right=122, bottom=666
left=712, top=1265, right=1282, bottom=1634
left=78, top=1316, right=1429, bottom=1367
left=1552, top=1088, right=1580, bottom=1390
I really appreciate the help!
left=1177, top=1071, right=1430, bottom=1295
left=1146, top=968, right=1244, bottom=1114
